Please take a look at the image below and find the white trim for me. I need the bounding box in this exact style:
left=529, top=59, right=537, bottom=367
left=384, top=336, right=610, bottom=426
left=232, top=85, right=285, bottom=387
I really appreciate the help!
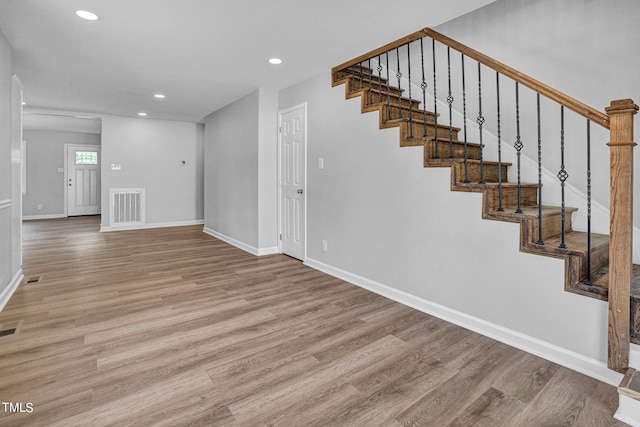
left=0, top=199, right=11, bottom=210
left=615, top=394, right=640, bottom=427
left=23, top=213, right=66, bottom=220
left=203, top=227, right=278, bottom=257
left=277, top=102, right=308, bottom=261
left=630, top=344, right=640, bottom=369
left=0, top=269, right=23, bottom=312
left=101, top=219, right=204, bottom=232
left=304, top=257, right=624, bottom=386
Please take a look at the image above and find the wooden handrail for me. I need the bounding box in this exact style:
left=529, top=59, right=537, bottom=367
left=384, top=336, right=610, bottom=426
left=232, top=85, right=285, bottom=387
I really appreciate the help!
left=333, top=27, right=610, bottom=129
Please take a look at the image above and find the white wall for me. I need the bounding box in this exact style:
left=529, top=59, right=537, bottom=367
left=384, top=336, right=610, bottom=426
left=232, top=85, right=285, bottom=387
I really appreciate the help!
left=203, top=89, right=278, bottom=254
left=22, top=130, right=101, bottom=217
left=278, top=71, right=620, bottom=384
left=101, top=115, right=203, bottom=228
left=0, top=28, right=23, bottom=310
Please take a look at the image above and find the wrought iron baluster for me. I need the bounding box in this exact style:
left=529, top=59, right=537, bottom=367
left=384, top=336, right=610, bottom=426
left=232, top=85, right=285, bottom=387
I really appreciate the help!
left=462, top=54, right=469, bottom=183
left=477, top=62, right=485, bottom=184
left=407, top=43, right=414, bottom=139
left=368, top=58, right=372, bottom=105
left=386, top=52, right=391, bottom=120
left=420, top=39, right=428, bottom=138
left=558, top=106, right=568, bottom=248
left=536, top=93, right=544, bottom=245
left=514, top=82, right=523, bottom=213
left=496, top=72, right=503, bottom=211
left=585, top=120, right=593, bottom=285
left=396, top=47, right=403, bottom=120
left=377, top=55, right=383, bottom=104
left=359, top=61, right=364, bottom=89
left=432, top=39, right=439, bottom=158
left=447, top=47, right=454, bottom=158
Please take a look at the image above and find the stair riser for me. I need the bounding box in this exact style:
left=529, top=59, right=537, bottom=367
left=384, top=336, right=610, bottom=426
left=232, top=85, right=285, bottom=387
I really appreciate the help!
left=371, top=102, right=426, bottom=119
left=487, top=187, right=538, bottom=211
left=401, top=121, right=460, bottom=142
left=348, top=79, right=403, bottom=98
left=336, top=69, right=389, bottom=86
left=424, top=140, right=480, bottom=160
left=576, top=243, right=609, bottom=279
left=453, top=162, right=509, bottom=183
left=530, top=212, right=574, bottom=242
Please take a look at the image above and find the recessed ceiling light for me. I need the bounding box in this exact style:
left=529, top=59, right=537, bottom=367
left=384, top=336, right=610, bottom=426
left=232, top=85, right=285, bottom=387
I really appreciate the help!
left=268, top=58, right=283, bottom=65
left=138, top=112, right=147, bottom=117
left=154, top=94, right=166, bottom=99
left=75, top=10, right=100, bottom=21
left=21, top=101, right=26, bottom=106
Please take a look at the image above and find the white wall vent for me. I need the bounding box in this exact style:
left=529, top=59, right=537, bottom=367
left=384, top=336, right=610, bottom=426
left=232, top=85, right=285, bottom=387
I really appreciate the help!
left=109, top=188, right=145, bottom=227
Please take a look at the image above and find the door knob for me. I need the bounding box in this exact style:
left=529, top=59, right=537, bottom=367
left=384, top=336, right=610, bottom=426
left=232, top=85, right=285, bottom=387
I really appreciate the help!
left=297, top=189, right=303, bottom=194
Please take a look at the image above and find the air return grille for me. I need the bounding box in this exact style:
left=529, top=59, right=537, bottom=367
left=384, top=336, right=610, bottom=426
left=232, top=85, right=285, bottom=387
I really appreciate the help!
left=109, top=188, right=145, bottom=227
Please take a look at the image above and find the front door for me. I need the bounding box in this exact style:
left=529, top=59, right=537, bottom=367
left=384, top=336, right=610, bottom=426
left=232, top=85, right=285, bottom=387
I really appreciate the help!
left=66, top=145, right=100, bottom=216
left=279, top=105, right=306, bottom=260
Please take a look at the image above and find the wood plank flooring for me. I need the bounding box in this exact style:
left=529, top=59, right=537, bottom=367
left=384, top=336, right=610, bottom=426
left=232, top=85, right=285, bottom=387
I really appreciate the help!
left=0, top=216, right=627, bottom=426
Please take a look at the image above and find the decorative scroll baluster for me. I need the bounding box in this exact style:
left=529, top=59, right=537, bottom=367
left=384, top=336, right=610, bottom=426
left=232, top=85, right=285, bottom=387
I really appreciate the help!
left=558, top=106, right=568, bottom=248
left=367, top=59, right=373, bottom=105
left=447, top=47, right=454, bottom=158
left=496, top=72, right=503, bottom=211
left=514, top=82, right=523, bottom=213
left=433, top=39, right=439, bottom=159
left=585, top=119, right=593, bottom=285
left=462, top=54, right=469, bottom=183
left=386, top=52, right=391, bottom=120
left=536, top=93, right=544, bottom=245
left=477, top=62, right=485, bottom=184
left=407, top=43, right=414, bottom=139
left=396, top=48, right=403, bottom=120
left=377, top=55, right=383, bottom=103
left=359, top=61, right=364, bottom=89
left=420, top=39, right=428, bottom=138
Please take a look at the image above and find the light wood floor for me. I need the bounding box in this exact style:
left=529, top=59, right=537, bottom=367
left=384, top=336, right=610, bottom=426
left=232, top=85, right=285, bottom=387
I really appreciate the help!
left=0, top=216, right=626, bottom=426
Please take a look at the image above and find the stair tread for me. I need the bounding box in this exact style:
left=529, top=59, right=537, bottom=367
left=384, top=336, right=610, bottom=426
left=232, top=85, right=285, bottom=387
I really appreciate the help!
left=533, top=231, right=608, bottom=256
left=457, top=182, right=538, bottom=189
left=489, top=205, right=579, bottom=218
left=619, top=368, right=640, bottom=400
left=427, top=158, right=512, bottom=167
left=387, top=117, right=460, bottom=130
left=586, top=264, right=640, bottom=298
left=407, top=136, right=479, bottom=147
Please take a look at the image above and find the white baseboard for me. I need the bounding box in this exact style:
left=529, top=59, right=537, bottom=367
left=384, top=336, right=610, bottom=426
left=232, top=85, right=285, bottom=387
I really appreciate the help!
left=23, top=214, right=66, bottom=220
left=100, top=219, right=204, bottom=232
left=304, top=257, right=623, bottom=387
left=202, top=227, right=278, bottom=257
left=616, top=394, right=640, bottom=427
left=0, top=269, right=23, bottom=312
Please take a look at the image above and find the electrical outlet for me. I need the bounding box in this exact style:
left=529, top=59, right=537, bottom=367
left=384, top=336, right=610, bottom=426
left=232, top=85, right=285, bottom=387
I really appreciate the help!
left=322, top=240, right=328, bottom=252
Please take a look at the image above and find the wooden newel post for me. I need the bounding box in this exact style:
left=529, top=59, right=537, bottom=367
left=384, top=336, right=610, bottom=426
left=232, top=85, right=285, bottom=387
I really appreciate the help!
left=607, top=98, right=638, bottom=372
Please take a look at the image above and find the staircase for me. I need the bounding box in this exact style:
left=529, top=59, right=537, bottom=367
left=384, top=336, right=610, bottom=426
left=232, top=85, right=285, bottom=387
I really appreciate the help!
left=332, top=26, right=640, bottom=425
left=334, top=64, right=612, bottom=303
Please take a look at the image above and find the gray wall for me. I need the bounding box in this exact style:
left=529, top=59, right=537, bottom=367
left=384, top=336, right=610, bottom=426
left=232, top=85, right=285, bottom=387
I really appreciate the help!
left=0, top=28, right=22, bottom=308
left=22, top=130, right=101, bottom=217
left=203, top=89, right=278, bottom=252
left=100, top=115, right=204, bottom=228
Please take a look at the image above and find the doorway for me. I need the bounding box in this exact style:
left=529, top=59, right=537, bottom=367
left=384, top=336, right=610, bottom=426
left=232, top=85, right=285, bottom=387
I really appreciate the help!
left=65, top=144, right=101, bottom=216
left=278, top=103, right=306, bottom=261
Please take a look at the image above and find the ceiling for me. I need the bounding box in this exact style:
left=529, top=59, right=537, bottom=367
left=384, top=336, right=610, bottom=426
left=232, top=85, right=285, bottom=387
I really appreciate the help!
left=0, top=0, right=496, bottom=124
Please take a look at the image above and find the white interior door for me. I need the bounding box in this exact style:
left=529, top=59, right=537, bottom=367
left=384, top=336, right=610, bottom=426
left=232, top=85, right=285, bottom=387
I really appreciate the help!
left=280, top=105, right=306, bottom=260
left=66, top=145, right=100, bottom=216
